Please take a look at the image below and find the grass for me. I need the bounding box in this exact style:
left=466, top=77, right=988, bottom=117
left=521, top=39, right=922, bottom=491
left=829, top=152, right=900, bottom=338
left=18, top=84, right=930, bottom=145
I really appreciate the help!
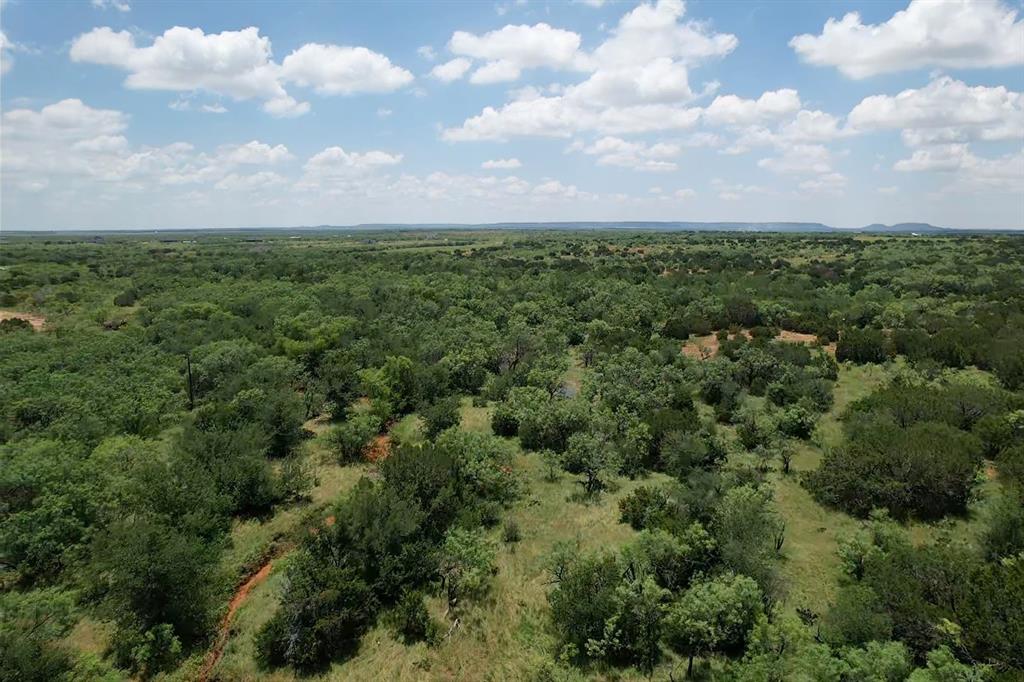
left=459, top=396, right=493, bottom=434
left=769, top=361, right=888, bottom=615
left=212, top=423, right=673, bottom=681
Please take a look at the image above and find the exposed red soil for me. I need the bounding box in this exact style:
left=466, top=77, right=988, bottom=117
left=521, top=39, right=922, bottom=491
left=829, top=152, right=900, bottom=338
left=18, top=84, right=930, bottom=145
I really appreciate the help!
left=364, top=434, right=392, bottom=462
left=0, top=310, right=46, bottom=331
left=198, top=560, right=277, bottom=682
left=682, top=328, right=833, bottom=360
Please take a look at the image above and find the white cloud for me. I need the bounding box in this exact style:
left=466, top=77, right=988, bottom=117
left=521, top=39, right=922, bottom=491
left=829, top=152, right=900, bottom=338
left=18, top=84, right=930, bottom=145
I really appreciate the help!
left=877, top=185, right=900, bottom=195
left=703, top=89, right=801, bottom=126
left=790, top=0, right=1024, bottom=78
left=215, top=171, right=287, bottom=191
left=417, top=45, right=436, bottom=61
left=470, top=59, right=522, bottom=84
left=893, top=145, right=1023, bottom=192
left=70, top=26, right=412, bottom=117
left=303, top=146, right=403, bottom=179
left=202, top=103, right=227, bottom=114
left=798, top=172, right=847, bottom=196
left=847, top=76, right=1023, bottom=143
left=574, top=0, right=607, bottom=7
left=681, top=132, right=723, bottom=148
left=482, top=158, right=522, bottom=169
left=377, top=108, right=392, bottom=117
left=280, top=43, right=413, bottom=95
left=531, top=179, right=595, bottom=200
left=91, top=0, right=131, bottom=10
left=673, top=188, right=696, bottom=199
left=593, top=0, right=736, bottom=68
left=217, top=140, right=293, bottom=165
left=443, top=0, right=732, bottom=140
left=448, top=23, right=585, bottom=78
left=758, top=143, right=834, bottom=175
left=578, top=135, right=681, bottom=171
left=0, top=98, right=304, bottom=197
left=712, top=179, right=769, bottom=201
left=431, top=57, right=472, bottom=82
left=1, top=29, right=24, bottom=75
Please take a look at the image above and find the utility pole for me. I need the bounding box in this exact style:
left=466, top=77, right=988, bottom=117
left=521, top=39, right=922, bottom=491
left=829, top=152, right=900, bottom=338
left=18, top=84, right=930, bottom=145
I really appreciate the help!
left=186, top=353, right=195, bottom=410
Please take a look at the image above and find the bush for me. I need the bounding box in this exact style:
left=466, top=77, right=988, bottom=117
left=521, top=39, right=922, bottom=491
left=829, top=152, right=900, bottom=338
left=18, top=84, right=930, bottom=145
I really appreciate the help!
left=256, top=562, right=377, bottom=670
left=820, top=585, right=892, bottom=646
left=503, top=519, right=522, bottom=544
left=421, top=396, right=461, bottom=439
left=491, top=401, right=520, bottom=437
left=386, top=591, right=437, bottom=644
left=836, top=328, right=888, bottom=364
left=806, top=421, right=983, bottom=519
left=778, top=402, right=817, bottom=439
left=328, top=413, right=382, bottom=463
left=618, top=485, right=670, bottom=530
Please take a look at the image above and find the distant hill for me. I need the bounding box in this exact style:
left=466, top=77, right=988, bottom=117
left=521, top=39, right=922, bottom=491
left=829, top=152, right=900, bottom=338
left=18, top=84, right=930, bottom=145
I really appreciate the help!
left=6, top=221, right=1022, bottom=237
left=346, top=221, right=976, bottom=233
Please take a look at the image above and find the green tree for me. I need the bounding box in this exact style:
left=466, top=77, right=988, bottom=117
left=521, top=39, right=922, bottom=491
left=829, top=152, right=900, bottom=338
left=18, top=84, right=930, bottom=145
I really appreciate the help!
left=663, top=572, right=763, bottom=675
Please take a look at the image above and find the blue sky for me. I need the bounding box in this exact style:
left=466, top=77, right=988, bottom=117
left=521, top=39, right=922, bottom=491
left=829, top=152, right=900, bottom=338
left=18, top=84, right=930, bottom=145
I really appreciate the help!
left=1, top=0, right=1021, bottom=229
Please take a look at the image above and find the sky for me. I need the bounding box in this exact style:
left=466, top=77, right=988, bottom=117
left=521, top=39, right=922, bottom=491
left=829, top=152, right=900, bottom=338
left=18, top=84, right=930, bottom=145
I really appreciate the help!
left=0, top=0, right=1022, bottom=230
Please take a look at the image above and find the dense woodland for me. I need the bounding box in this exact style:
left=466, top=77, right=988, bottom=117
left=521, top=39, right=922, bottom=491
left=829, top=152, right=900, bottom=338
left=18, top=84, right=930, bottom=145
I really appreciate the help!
left=1, top=229, right=1022, bottom=681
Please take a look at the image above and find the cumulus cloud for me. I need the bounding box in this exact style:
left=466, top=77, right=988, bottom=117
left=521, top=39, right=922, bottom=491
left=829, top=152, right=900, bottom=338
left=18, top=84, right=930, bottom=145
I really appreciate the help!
left=301, top=146, right=403, bottom=186
left=0, top=98, right=299, bottom=194
left=893, top=145, right=1023, bottom=192
left=712, top=178, right=770, bottom=201
left=1, top=30, right=23, bottom=75
left=443, top=0, right=733, bottom=140
left=758, top=143, right=836, bottom=175
left=214, top=171, right=287, bottom=191
left=847, top=76, right=1023, bottom=143
left=91, top=0, right=131, bottom=10
left=70, top=26, right=412, bottom=117
left=798, top=172, right=847, bottom=196
left=481, top=158, right=522, bottom=169
left=577, top=135, right=681, bottom=171
left=431, top=57, right=472, bottom=82
left=280, top=43, right=413, bottom=95
left=703, top=89, right=801, bottom=126
left=790, top=0, right=1024, bottom=78
left=469, top=59, right=522, bottom=84
left=448, top=23, right=586, bottom=81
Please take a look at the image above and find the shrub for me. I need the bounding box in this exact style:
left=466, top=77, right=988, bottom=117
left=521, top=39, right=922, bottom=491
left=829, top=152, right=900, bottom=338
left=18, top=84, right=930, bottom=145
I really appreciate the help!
left=836, top=328, right=888, bottom=364
left=328, top=413, right=382, bottom=464
left=618, top=485, right=670, bottom=530
left=421, top=396, right=461, bottom=439
left=386, top=591, right=437, bottom=645
left=806, top=421, right=983, bottom=519
left=502, top=519, right=522, bottom=544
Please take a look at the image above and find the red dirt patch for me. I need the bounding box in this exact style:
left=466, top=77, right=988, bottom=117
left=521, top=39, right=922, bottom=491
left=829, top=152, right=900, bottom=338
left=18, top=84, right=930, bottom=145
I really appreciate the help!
left=682, top=329, right=832, bottom=360
left=198, top=560, right=276, bottom=682
left=681, top=333, right=721, bottom=360
left=364, top=434, right=392, bottom=462
left=776, top=330, right=818, bottom=344
left=0, top=310, right=46, bottom=331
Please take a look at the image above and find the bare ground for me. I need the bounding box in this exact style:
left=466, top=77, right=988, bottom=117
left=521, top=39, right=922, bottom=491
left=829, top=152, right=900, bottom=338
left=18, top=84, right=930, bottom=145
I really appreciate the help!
left=0, top=310, right=46, bottom=330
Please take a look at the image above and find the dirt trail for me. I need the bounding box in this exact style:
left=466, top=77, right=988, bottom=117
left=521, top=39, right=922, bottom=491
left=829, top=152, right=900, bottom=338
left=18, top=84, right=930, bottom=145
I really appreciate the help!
left=198, top=559, right=278, bottom=682
left=0, top=310, right=46, bottom=331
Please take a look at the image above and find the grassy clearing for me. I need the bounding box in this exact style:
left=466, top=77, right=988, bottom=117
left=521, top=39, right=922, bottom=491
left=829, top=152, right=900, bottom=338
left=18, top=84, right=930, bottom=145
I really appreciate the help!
left=770, top=362, right=887, bottom=615
left=212, top=429, right=672, bottom=681
left=459, top=397, right=493, bottom=434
